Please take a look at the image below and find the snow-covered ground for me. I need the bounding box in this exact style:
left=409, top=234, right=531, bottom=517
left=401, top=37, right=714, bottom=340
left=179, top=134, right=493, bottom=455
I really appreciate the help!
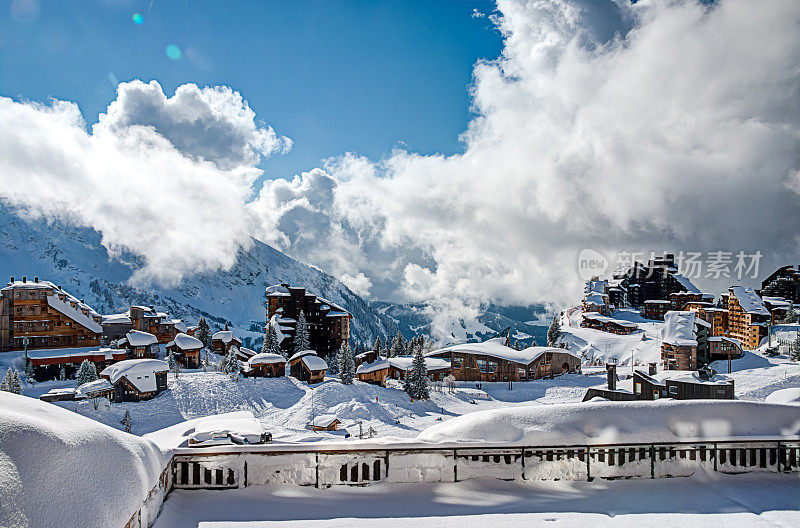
left=561, top=308, right=664, bottom=365
left=153, top=470, right=798, bottom=528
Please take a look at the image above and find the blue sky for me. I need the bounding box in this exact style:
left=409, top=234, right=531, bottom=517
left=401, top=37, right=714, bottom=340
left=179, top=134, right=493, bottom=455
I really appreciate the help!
left=0, top=0, right=502, bottom=182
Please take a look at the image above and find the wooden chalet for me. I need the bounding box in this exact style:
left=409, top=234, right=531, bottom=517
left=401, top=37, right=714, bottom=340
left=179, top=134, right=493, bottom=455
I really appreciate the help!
left=708, top=336, right=744, bottom=362
left=99, top=359, right=169, bottom=402
left=27, top=346, right=127, bottom=380
left=0, top=277, right=103, bottom=352
left=583, top=367, right=734, bottom=402
left=661, top=311, right=710, bottom=370
left=288, top=350, right=328, bottom=384
left=427, top=338, right=580, bottom=383
left=354, top=350, right=379, bottom=368
left=307, top=414, right=341, bottom=431
left=211, top=330, right=242, bottom=355
left=117, top=330, right=159, bottom=359
left=128, top=305, right=188, bottom=344
left=265, top=284, right=352, bottom=359
left=243, top=352, right=286, bottom=378
left=355, top=358, right=390, bottom=386
left=580, top=313, right=638, bottom=335
left=387, top=356, right=452, bottom=382
left=165, top=333, right=204, bottom=369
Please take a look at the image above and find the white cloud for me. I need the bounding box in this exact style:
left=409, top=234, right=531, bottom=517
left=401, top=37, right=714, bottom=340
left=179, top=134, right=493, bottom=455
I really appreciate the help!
left=339, top=272, right=373, bottom=297
left=0, top=81, right=287, bottom=285
left=249, top=0, right=800, bottom=338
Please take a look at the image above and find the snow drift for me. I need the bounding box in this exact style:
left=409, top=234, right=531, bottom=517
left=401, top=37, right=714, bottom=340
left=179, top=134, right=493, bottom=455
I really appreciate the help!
left=416, top=400, right=800, bottom=446
left=0, top=392, right=166, bottom=528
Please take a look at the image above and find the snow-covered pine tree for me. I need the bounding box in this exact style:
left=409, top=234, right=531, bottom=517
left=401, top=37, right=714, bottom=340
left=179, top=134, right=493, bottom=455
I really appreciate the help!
left=25, top=361, right=35, bottom=385
left=791, top=332, right=800, bottom=361
left=389, top=331, right=404, bottom=358
left=294, top=311, right=310, bottom=354
left=0, top=367, right=10, bottom=392
left=263, top=324, right=285, bottom=358
left=225, top=347, right=240, bottom=380
left=547, top=315, right=562, bottom=347
left=168, top=349, right=180, bottom=378
left=120, top=410, right=132, bottom=433
left=406, top=346, right=429, bottom=400
left=327, top=347, right=340, bottom=375
left=197, top=317, right=211, bottom=348
left=372, top=336, right=382, bottom=358
left=76, top=359, right=99, bottom=386
left=7, top=369, right=22, bottom=395
left=339, top=343, right=355, bottom=385
left=58, top=365, right=66, bottom=381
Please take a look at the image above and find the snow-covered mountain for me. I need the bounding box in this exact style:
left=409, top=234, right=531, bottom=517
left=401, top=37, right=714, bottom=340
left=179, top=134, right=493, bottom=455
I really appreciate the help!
left=370, top=300, right=552, bottom=346
left=0, top=205, right=398, bottom=345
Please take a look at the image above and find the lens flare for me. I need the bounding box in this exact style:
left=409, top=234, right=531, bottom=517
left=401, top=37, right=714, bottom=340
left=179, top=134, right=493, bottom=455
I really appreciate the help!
left=165, top=44, right=182, bottom=60
left=132, top=13, right=143, bottom=25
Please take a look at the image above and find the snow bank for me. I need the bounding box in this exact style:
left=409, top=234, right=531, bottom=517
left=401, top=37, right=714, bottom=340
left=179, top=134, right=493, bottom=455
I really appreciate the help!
left=0, top=392, right=166, bottom=528
left=765, top=387, right=800, bottom=404
left=416, top=400, right=800, bottom=446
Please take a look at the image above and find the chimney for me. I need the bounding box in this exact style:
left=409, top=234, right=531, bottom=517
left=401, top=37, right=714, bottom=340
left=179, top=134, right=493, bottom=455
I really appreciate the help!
left=648, top=362, right=657, bottom=376
left=606, top=364, right=617, bottom=391
left=10, top=276, right=14, bottom=283
left=80, top=299, right=84, bottom=304
left=22, top=276, right=26, bottom=283
left=34, top=276, right=38, bottom=283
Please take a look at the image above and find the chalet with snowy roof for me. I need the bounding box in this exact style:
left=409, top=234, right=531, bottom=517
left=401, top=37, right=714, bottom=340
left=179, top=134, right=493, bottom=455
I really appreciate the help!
left=761, top=264, right=800, bottom=303
left=236, top=346, right=258, bottom=362
left=708, top=336, right=744, bottom=362
left=265, top=284, right=351, bottom=359
left=0, top=276, right=102, bottom=352
left=211, top=330, right=242, bottom=356
left=243, top=352, right=286, bottom=378
left=726, top=286, right=770, bottom=350
left=583, top=368, right=734, bottom=402
left=582, top=278, right=611, bottom=314
left=99, top=359, right=169, bottom=402
left=39, top=387, right=78, bottom=402
left=288, top=349, right=328, bottom=384
left=117, top=330, right=159, bottom=359
left=27, top=346, right=127, bottom=380
left=355, top=350, right=379, bottom=368
left=76, top=378, right=115, bottom=400
left=761, top=296, right=792, bottom=322
left=642, top=300, right=671, bottom=320
left=355, top=358, right=390, bottom=385
left=307, top=414, right=341, bottom=431
left=580, top=313, right=638, bottom=334
left=100, top=305, right=188, bottom=345
left=427, top=338, right=580, bottom=382
left=165, top=333, right=204, bottom=369
left=100, top=312, right=133, bottom=344
left=387, top=356, right=452, bottom=382
left=661, top=310, right=710, bottom=370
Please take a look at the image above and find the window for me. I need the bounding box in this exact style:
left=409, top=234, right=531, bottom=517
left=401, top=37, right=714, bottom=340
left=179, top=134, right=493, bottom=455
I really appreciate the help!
left=517, top=367, right=527, bottom=378
left=477, top=359, right=488, bottom=373
left=488, top=361, right=497, bottom=373
left=635, top=383, right=642, bottom=394
left=668, top=385, right=678, bottom=395
left=452, top=357, right=463, bottom=370
left=653, top=391, right=659, bottom=399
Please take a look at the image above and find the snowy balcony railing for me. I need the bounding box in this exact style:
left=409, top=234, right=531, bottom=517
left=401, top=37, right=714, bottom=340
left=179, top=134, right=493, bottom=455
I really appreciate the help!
left=168, top=439, right=800, bottom=491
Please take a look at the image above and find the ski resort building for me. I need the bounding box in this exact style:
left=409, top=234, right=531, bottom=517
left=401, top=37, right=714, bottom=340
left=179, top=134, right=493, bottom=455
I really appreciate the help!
left=355, top=358, right=390, bottom=385
left=243, top=353, right=286, bottom=378
left=117, top=330, right=159, bottom=359
left=288, top=349, right=328, bottom=384
left=642, top=300, right=671, bottom=320
left=580, top=313, right=638, bottom=334
left=27, top=346, right=127, bottom=380
left=387, top=356, right=452, bottom=382
left=165, top=333, right=204, bottom=369
left=307, top=415, right=341, bottom=431
left=100, top=305, right=188, bottom=345
left=726, top=286, right=770, bottom=350
left=660, top=311, right=710, bottom=370
left=605, top=253, right=703, bottom=309
left=582, top=278, right=611, bottom=314
left=427, top=338, right=580, bottom=382
left=265, top=284, right=351, bottom=359
left=583, top=368, right=734, bottom=401
left=696, top=306, right=729, bottom=337
left=211, top=330, right=242, bottom=356
left=760, top=264, right=800, bottom=303
left=0, top=277, right=102, bottom=352
left=707, top=336, right=744, bottom=362
left=99, top=359, right=169, bottom=402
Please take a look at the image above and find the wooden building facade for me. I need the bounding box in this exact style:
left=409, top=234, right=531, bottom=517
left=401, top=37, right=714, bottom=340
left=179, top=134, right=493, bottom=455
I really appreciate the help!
left=288, top=350, right=328, bottom=384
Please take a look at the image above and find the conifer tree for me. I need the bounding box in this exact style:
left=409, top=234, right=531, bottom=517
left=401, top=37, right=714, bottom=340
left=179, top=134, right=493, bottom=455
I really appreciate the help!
left=791, top=332, right=800, bottom=361
left=76, top=359, right=99, bottom=386
left=120, top=410, right=132, bottom=433
left=197, top=317, right=211, bottom=348
left=405, top=346, right=429, bottom=400
left=327, top=347, right=340, bottom=375
left=294, top=311, right=310, bottom=354
left=390, top=331, right=404, bottom=358
left=372, top=336, right=382, bottom=357
left=1, top=367, right=18, bottom=393
left=58, top=365, right=67, bottom=381
left=25, top=361, right=35, bottom=385
left=338, top=343, right=355, bottom=385
left=168, top=349, right=180, bottom=378
left=225, top=347, right=240, bottom=380
left=547, top=315, right=562, bottom=347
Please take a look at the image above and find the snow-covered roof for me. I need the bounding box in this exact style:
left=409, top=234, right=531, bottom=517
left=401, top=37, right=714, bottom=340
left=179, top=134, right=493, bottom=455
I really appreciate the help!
left=730, top=286, right=771, bottom=316
left=387, top=356, right=452, bottom=372
left=27, top=346, right=125, bottom=361
left=583, top=292, right=606, bottom=306
left=309, top=414, right=339, bottom=427
left=42, top=387, right=77, bottom=397
left=661, top=311, right=698, bottom=346
left=671, top=272, right=701, bottom=293
left=125, top=329, right=158, bottom=347
left=76, top=378, right=114, bottom=398
left=239, top=347, right=257, bottom=358
left=638, top=369, right=732, bottom=386
left=644, top=299, right=671, bottom=304
left=316, top=296, right=349, bottom=315
left=171, top=319, right=189, bottom=333
left=582, top=314, right=638, bottom=328
left=167, top=332, right=203, bottom=351
left=248, top=352, right=287, bottom=366
left=0, top=392, right=166, bottom=528
left=416, top=399, right=800, bottom=446
left=266, top=284, right=291, bottom=296
left=289, top=349, right=317, bottom=362
left=46, top=293, right=102, bottom=333
left=101, top=359, right=168, bottom=393
left=761, top=296, right=791, bottom=308
left=429, top=338, right=579, bottom=365
left=356, top=358, right=390, bottom=374
left=101, top=312, right=132, bottom=325
left=212, top=330, right=240, bottom=343
left=302, top=354, right=328, bottom=372
left=708, top=336, right=742, bottom=347
left=585, top=279, right=607, bottom=294
left=188, top=411, right=265, bottom=445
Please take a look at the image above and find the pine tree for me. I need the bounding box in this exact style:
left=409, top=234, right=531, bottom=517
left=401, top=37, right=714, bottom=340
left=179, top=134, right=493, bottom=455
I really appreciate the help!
left=339, top=343, right=355, bottom=385
left=263, top=324, right=284, bottom=358
left=197, top=317, right=211, bottom=348
left=225, top=347, right=240, bottom=380
left=25, top=361, right=36, bottom=385
left=390, top=331, right=404, bottom=358
left=327, top=347, right=340, bottom=375
left=547, top=315, right=562, bottom=347
left=372, top=336, right=382, bottom=358
left=406, top=346, right=429, bottom=400
left=790, top=332, right=800, bottom=361
left=294, top=311, right=310, bottom=354
left=120, top=410, right=132, bottom=433
left=1, top=367, right=21, bottom=394
left=76, top=359, right=99, bottom=386
left=58, top=365, right=67, bottom=381
left=168, top=349, right=180, bottom=378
